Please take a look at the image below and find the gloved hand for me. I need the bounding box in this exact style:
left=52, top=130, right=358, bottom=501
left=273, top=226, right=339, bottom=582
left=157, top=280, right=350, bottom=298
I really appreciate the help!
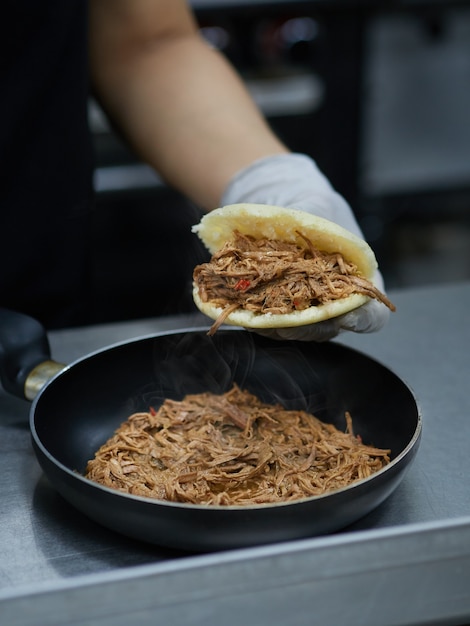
left=220, top=153, right=391, bottom=341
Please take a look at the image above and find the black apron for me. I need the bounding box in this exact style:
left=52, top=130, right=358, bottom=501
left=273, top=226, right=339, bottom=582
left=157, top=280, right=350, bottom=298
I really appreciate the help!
left=0, top=0, right=94, bottom=328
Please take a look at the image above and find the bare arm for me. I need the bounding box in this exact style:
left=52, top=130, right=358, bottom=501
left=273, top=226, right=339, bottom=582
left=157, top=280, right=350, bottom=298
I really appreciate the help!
left=89, top=0, right=288, bottom=210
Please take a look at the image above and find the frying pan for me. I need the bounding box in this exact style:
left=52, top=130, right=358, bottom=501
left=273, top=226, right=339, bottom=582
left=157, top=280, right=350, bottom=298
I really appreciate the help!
left=0, top=308, right=421, bottom=551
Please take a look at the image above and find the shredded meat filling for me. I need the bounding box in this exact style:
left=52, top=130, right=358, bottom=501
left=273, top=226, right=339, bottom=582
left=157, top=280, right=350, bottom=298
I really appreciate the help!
left=85, top=384, right=391, bottom=506
left=193, top=231, right=395, bottom=334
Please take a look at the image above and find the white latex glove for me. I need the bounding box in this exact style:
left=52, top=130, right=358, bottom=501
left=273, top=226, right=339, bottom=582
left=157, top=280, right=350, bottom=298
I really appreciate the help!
left=220, top=153, right=391, bottom=341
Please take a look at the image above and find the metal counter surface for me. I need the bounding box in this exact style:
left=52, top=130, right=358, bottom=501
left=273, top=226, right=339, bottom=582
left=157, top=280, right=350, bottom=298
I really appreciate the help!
left=1, top=282, right=470, bottom=626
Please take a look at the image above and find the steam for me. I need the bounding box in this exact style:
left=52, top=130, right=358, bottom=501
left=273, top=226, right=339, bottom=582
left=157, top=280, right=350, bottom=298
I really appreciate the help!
left=139, top=329, right=331, bottom=417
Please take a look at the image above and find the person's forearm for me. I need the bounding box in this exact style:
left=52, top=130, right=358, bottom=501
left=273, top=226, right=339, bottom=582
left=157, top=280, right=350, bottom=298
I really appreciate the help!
left=90, top=5, right=287, bottom=209
left=89, top=1, right=389, bottom=341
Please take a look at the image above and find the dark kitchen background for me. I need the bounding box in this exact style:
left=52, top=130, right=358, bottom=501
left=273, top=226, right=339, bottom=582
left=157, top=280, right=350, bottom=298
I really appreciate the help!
left=89, top=1, right=470, bottom=325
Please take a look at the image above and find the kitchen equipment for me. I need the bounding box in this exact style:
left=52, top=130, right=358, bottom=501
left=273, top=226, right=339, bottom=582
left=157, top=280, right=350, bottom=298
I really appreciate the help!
left=0, top=308, right=421, bottom=551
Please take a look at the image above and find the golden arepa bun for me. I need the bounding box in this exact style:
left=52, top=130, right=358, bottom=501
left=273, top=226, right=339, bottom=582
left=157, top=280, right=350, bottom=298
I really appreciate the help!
left=192, top=203, right=378, bottom=328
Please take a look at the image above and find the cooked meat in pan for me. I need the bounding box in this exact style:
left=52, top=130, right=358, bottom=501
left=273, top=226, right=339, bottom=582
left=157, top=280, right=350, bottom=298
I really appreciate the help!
left=85, top=384, right=391, bottom=506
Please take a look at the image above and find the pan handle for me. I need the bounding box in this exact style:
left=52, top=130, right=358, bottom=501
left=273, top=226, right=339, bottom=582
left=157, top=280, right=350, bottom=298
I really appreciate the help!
left=0, top=308, right=64, bottom=400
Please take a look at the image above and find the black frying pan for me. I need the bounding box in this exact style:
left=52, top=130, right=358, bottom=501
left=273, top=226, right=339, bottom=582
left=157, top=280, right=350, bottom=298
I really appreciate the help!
left=0, top=308, right=421, bottom=551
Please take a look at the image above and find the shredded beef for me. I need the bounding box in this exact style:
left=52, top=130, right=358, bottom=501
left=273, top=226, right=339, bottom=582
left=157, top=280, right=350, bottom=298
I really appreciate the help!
left=193, top=231, right=395, bottom=334
left=85, top=384, right=390, bottom=506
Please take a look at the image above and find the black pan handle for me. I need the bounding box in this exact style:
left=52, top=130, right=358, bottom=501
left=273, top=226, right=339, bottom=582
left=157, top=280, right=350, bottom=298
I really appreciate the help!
left=0, top=308, right=53, bottom=399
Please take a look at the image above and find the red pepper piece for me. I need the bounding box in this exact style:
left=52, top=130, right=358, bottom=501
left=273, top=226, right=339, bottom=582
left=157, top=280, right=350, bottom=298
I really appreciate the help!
left=234, top=279, right=251, bottom=291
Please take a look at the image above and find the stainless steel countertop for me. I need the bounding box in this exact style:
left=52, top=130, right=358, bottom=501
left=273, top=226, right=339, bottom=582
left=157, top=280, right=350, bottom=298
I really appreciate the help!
left=1, top=282, right=470, bottom=626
